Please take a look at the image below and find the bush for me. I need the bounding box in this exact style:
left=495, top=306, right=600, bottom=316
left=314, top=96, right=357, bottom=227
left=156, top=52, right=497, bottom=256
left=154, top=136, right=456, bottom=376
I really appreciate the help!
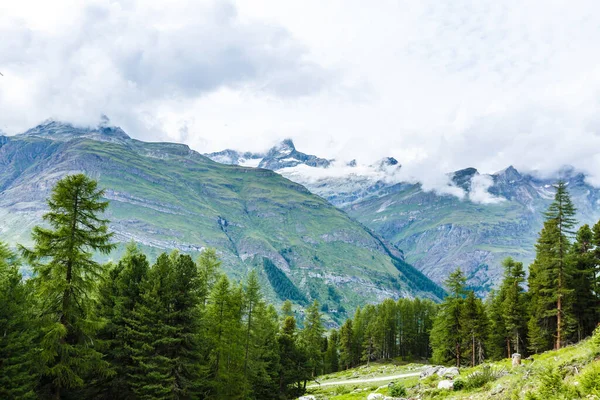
left=578, top=361, right=600, bottom=396
left=464, top=365, right=505, bottom=390
left=388, top=382, right=407, bottom=397
left=453, top=378, right=465, bottom=391
left=534, top=366, right=578, bottom=399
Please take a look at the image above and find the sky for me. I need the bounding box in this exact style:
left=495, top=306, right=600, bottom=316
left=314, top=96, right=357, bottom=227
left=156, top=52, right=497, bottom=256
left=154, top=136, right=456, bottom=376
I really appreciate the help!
left=2, top=0, right=600, bottom=187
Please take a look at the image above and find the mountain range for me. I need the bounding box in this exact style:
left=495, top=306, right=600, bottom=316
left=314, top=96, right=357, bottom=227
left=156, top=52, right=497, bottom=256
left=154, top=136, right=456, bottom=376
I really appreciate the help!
left=0, top=120, right=443, bottom=323
left=207, top=140, right=600, bottom=292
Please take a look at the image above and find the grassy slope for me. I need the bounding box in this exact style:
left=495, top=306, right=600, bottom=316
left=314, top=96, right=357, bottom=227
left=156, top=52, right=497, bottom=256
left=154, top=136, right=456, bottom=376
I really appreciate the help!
left=0, top=134, right=443, bottom=317
left=308, top=331, right=600, bottom=399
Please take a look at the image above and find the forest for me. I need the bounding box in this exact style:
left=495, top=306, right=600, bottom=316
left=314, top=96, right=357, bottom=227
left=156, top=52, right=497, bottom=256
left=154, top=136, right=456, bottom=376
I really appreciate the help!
left=1, top=174, right=599, bottom=399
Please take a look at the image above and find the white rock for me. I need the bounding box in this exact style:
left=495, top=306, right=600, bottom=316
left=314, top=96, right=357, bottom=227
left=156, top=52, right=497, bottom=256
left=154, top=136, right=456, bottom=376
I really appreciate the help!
left=419, top=365, right=442, bottom=379
left=367, top=394, right=385, bottom=400
left=437, top=366, right=460, bottom=378
left=298, top=396, right=316, bottom=400
left=437, top=380, right=454, bottom=390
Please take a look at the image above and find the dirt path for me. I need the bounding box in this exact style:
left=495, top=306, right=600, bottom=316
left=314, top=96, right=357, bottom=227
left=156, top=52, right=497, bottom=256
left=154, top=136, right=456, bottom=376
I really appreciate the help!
left=307, top=371, right=422, bottom=388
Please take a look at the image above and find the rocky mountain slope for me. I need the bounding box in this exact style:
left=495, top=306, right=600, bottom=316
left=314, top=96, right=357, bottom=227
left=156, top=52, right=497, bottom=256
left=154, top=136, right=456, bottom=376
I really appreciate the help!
left=207, top=141, right=600, bottom=292
left=0, top=120, right=443, bottom=319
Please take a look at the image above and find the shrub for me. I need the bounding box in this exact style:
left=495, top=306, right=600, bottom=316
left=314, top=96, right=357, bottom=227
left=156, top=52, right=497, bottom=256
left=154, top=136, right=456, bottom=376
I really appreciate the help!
left=578, top=361, right=600, bottom=396
left=464, top=365, right=505, bottom=390
left=534, top=367, right=578, bottom=399
left=388, top=382, right=407, bottom=397
left=453, top=378, right=465, bottom=391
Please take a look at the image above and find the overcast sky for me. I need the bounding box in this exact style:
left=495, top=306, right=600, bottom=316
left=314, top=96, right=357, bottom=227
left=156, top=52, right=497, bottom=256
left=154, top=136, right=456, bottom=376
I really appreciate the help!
left=2, top=0, right=600, bottom=185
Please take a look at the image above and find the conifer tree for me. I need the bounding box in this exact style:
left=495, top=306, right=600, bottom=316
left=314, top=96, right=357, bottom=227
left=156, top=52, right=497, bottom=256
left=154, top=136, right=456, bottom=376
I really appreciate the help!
left=570, top=224, right=597, bottom=341
left=299, top=300, right=325, bottom=377
left=128, top=253, right=177, bottom=399
left=500, top=258, right=527, bottom=355
left=430, top=268, right=466, bottom=366
left=324, top=330, right=340, bottom=374
left=20, top=174, right=115, bottom=398
left=528, top=181, right=577, bottom=351
left=277, top=316, right=310, bottom=398
left=0, top=242, right=38, bottom=399
left=460, top=291, right=488, bottom=366
left=485, top=290, right=508, bottom=360
left=95, top=242, right=150, bottom=399
left=206, top=275, right=245, bottom=398
left=339, top=319, right=354, bottom=370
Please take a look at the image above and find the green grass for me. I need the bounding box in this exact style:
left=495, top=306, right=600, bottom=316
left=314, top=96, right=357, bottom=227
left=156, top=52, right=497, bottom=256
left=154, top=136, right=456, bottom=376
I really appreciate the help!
left=308, top=329, right=600, bottom=399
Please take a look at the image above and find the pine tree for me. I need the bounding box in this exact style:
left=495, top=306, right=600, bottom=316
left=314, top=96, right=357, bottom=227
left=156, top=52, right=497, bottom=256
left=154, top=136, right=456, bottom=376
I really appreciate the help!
left=277, top=316, right=310, bottom=398
left=500, top=258, right=527, bottom=355
left=528, top=181, right=577, bottom=351
left=486, top=290, right=508, bottom=360
left=299, top=300, right=325, bottom=378
left=339, top=319, right=354, bottom=370
left=20, top=174, right=115, bottom=398
left=246, top=303, right=280, bottom=399
left=128, top=253, right=177, bottom=400
left=0, top=242, right=38, bottom=399
left=570, top=224, right=597, bottom=341
left=206, top=275, right=245, bottom=399
left=460, top=291, right=488, bottom=366
left=95, top=242, right=150, bottom=399
left=197, top=248, right=221, bottom=306
left=430, top=268, right=466, bottom=366
left=324, top=330, right=339, bottom=374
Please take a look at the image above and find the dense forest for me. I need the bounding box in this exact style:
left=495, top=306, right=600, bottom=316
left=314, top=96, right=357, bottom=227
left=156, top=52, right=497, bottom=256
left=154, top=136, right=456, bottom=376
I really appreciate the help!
left=1, top=175, right=599, bottom=399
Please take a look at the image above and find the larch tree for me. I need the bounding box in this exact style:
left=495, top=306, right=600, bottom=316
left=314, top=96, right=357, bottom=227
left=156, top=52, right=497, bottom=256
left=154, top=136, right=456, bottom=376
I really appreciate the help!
left=20, top=174, right=115, bottom=398
left=430, top=268, right=467, bottom=367
left=528, top=181, right=577, bottom=351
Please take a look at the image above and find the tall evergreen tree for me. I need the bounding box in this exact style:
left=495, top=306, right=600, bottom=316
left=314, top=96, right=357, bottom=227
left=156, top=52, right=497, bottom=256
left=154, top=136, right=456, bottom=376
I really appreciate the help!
left=431, top=268, right=466, bottom=367
left=570, top=224, right=597, bottom=341
left=20, top=174, right=115, bottom=398
left=460, top=291, right=488, bottom=366
left=95, top=242, right=150, bottom=399
left=528, top=181, right=577, bottom=351
left=324, top=330, right=340, bottom=374
left=0, top=242, right=38, bottom=399
left=500, top=258, right=527, bottom=355
left=339, top=319, right=354, bottom=370
left=299, top=300, right=325, bottom=378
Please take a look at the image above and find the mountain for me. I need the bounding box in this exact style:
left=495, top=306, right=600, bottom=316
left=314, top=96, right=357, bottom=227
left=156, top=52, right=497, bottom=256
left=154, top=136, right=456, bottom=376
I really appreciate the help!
left=207, top=138, right=332, bottom=170
left=207, top=140, right=600, bottom=292
left=0, top=120, right=444, bottom=321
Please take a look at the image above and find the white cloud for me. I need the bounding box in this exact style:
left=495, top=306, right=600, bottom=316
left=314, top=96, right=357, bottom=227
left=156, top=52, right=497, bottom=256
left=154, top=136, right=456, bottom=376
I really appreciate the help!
left=469, top=174, right=505, bottom=204
left=1, top=0, right=600, bottom=189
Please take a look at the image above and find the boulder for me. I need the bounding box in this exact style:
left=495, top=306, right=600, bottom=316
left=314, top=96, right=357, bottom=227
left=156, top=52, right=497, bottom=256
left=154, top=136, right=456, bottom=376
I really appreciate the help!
left=367, top=394, right=384, bottom=400
left=419, top=365, right=442, bottom=379
left=437, top=366, right=460, bottom=378
left=512, top=353, right=522, bottom=367
left=298, top=396, right=316, bottom=400
left=437, top=380, right=454, bottom=390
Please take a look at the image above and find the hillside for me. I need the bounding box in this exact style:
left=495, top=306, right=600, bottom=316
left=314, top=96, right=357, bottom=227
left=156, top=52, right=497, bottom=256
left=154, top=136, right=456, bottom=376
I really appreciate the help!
left=306, top=329, right=600, bottom=399
left=207, top=141, right=600, bottom=292
left=0, top=120, right=443, bottom=318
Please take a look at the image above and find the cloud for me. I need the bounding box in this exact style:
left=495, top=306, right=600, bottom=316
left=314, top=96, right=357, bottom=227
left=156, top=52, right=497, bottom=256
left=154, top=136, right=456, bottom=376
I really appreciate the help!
left=468, top=174, right=504, bottom=204
left=0, top=0, right=332, bottom=137
left=1, top=0, right=600, bottom=189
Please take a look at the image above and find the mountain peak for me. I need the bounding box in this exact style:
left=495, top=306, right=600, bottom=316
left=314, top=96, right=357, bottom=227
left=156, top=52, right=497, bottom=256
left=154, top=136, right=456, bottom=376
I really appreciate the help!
left=494, top=165, right=522, bottom=181
left=451, top=167, right=479, bottom=190
left=21, top=117, right=130, bottom=142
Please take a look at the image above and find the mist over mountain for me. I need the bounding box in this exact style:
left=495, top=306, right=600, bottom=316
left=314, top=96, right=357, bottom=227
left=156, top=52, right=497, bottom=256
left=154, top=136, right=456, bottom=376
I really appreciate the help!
left=207, top=140, right=600, bottom=292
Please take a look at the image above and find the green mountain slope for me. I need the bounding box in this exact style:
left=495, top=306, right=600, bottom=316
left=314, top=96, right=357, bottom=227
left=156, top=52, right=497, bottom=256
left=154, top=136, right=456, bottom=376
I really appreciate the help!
left=0, top=121, right=443, bottom=318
